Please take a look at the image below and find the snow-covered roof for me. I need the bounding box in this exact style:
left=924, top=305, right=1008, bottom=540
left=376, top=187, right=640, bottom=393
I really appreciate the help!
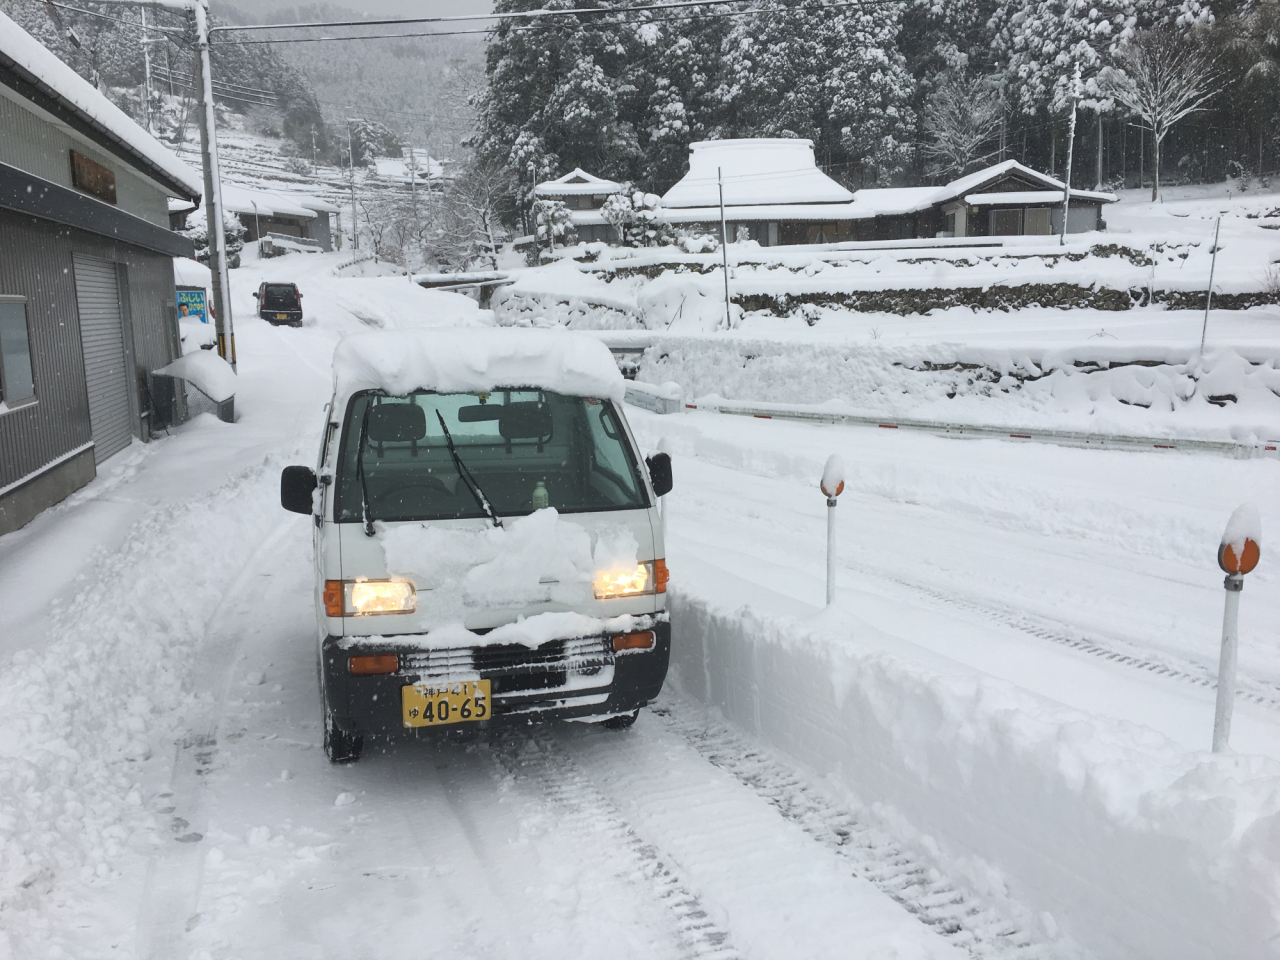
left=661, top=203, right=859, bottom=224
left=332, top=329, right=626, bottom=403
left=374, top=155, right=446, bottom=183
left=535, top=168, right=624, bottom=197
left=848, top=187, right=942, bottom=218
left=663, top=140, right=855, bottom=208
left=966, top=190, right=1116, bottom=206
left=936, top=160, right=1117, bottom=206
left=219, top=183, right=317, bottom=219
left=289, top=193, right=341, bottom=215
left=0, top=11, right=201, bottom=201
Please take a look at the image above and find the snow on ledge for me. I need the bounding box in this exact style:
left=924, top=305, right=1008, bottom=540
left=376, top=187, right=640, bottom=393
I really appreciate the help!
left=332, top=328, right=626, bottom=402
left=154, top=351, right=237, bottom=403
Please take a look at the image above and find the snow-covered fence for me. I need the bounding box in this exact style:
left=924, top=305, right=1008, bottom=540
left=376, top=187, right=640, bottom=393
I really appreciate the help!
left=667, top=590, right=1280, bottom=960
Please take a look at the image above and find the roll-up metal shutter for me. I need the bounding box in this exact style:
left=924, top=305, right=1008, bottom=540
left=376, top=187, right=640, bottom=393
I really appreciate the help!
left=72, top=255, right=134, bottom=463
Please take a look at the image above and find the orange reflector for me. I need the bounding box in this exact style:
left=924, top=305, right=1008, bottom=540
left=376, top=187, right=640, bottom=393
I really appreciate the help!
left=1219, top=539, right=1261, bottom=575
left=655, top=559, right=669, bottom=594
left=348, top=654, right=399, bottom=675
left=613, top=631, right=654, bottom=652
left=323, top=580, right=343, bottom=618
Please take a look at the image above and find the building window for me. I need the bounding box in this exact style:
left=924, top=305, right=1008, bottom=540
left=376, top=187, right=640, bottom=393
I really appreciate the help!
left=70, top=151, right=117, bottom=204
left=1025, top=208, right=1053, bottom=235
left=991, top=208, right=1022, bottom=236
left=0, top=298, right=36, bottom=409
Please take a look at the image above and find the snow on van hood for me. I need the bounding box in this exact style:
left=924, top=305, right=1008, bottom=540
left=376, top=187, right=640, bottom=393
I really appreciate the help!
left=332, top=328, right=626, bottom=401
left=378, top=508, right=640, bottom=643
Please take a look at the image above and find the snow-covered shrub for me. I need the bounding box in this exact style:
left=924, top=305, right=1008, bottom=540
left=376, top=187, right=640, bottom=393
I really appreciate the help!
left=534, top=199, right=576, bottom=250
left=182, top=208, right=245, bottom=269
left=601, top=186, right=673, bottom=247
left=677, top=231, right=718, bottom=254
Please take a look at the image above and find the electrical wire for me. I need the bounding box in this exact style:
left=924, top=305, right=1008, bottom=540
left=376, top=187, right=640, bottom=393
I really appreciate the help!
left=45, top=0, right=185, bottom=33
left=210, top=0, right=909, bottom=44
left=210, top=0, right=773, bottom=33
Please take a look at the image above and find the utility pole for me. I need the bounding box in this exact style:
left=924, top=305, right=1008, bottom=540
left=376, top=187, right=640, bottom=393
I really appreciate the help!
left=1059, top=66, right=1081, bottom=248
left=311, top=126, right=317, bottom=165
left=139, top=7, right=152, bottom=132
left=718, top=166, right=731, bottom=329
left=347, top=118, right=360, bottom=251
left=94, top=0, right=235, bottom=409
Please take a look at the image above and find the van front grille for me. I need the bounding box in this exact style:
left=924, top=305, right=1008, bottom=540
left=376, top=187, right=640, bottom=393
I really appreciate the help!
left=399, top=635, right=613, bottom=683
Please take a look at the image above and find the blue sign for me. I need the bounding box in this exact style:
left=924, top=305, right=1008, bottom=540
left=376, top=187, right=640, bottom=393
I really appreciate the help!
left=177, top=288, right=207, bottom=323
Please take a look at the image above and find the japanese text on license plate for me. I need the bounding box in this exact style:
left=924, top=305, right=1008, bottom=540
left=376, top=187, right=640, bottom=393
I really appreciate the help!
left=402, top=680, right=490, bottom=728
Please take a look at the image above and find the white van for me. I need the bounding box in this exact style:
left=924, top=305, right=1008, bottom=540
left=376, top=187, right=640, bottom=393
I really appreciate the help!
left=281, top=329, right=673, bottom=763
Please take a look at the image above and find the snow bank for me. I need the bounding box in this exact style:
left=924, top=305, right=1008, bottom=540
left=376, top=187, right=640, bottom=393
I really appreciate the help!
left=332, top=328, right=625, bottom=402
left=154, top=350, right=237, bottom=403
left=640, top=337, right=1280, bottom=443
left=668, top=590, right=1280, bottom=960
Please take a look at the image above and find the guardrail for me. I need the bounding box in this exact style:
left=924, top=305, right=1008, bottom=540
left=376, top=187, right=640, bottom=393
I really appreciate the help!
left=677, top=396, right=1280, bottom=459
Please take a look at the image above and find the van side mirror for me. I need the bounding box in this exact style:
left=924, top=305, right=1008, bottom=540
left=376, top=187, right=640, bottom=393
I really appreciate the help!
left=252, top=291, right=260, bottom=298
left=646, top=452, right=672, bottom=497
left=281, top=466, right=317, bottom=514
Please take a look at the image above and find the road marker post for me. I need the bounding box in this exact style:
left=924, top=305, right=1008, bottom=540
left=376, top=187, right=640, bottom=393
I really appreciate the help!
left=821, top=456, right=845, bottom=606
left=1213, top=503, right=1262, bottom=752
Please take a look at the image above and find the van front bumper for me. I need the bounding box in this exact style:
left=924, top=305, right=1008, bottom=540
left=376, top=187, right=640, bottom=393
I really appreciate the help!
left=321, top=619, right=670, bottom=738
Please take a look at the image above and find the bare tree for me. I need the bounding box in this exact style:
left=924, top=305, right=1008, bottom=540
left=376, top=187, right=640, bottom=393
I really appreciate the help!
left=1099, top=29, right=1221, bottom=201
left=920, top=75, right=1003, bottom=178
left=432, top=159, right=517, bottom=270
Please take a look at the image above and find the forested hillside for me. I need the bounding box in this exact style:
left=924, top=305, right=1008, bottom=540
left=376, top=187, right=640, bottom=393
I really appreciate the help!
left=217, top=2, right=485, bottom=160
left=473, top=0, right=1280, bottom=196
left=1, top=0, right=326, bottom=155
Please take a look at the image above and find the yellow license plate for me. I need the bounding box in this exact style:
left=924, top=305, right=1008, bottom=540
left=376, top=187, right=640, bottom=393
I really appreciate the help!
left=275, top=313, right=288, bottom=319
left=402, top=679, right=491, bottom=728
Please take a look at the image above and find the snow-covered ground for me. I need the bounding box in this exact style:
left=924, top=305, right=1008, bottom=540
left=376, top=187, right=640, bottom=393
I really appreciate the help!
left=1, top=244, right=1277, bottom=960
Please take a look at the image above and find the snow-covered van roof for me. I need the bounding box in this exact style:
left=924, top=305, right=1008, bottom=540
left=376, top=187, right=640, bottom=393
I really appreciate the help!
left=0, top=11, right=201, bottom=202
left=332, top=329, right=626, bottom=404
left=534, top=168, right=624, bottom=197
left=663, top=139, right=855, bottom=208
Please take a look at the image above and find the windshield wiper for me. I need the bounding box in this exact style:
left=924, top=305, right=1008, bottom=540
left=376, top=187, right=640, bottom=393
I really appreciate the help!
left=357, top=401, right=375, bottom=536
left=436, top=411, right=502, bottom=528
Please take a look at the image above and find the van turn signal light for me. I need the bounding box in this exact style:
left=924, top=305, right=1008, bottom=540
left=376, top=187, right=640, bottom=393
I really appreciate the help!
left=655, top=559, right=669, bottom=594
left=323, top=580, right=343, bottom=618
left=613, top=631, right=655, bottom=652
left=348, top=654, right=399, bottom=675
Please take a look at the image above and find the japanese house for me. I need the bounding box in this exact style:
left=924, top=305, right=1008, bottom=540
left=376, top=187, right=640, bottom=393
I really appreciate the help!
left=533, top=168, right=625, bottom=244
left=0, top=12, right=202, bottom=535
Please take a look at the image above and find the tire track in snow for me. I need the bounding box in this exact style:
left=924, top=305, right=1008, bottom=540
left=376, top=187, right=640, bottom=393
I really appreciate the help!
left=486, top=728, right=741, bottom=960
left=650, top=697, right=1069, bottom=960
left=135, top=515, right=300, bottom=960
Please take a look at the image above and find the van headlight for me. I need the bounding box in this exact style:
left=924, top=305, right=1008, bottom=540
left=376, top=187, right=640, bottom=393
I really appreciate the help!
left=324, top=579, right=417, bottom=616
left=593, top=562, right=654, bottom=599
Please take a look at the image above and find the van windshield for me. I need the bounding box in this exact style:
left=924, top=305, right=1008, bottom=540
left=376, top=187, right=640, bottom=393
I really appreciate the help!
left=334, top=390, right=649, bottom=522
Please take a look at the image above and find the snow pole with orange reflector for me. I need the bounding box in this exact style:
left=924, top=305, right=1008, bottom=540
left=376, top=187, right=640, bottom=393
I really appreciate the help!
left=1213, top=503, right=1262, bottom=753
left=821, top=455, right=845, bottom=606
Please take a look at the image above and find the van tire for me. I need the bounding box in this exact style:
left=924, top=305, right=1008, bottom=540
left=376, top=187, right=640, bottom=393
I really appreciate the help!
left=324, top=712, right=363, bottom=763
left=600, top=710, right=638, bottom=730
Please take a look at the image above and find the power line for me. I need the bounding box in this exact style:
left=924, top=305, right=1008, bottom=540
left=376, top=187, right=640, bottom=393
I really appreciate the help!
left=209, top=0, right=767, bottom=34
left=45, top=0, right=185, bottom=32
left=215, top=0, right=908, bottom=45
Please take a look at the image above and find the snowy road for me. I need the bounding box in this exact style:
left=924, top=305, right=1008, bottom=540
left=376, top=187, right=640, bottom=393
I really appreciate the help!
left=2, top=253, right=1276, bottom=959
